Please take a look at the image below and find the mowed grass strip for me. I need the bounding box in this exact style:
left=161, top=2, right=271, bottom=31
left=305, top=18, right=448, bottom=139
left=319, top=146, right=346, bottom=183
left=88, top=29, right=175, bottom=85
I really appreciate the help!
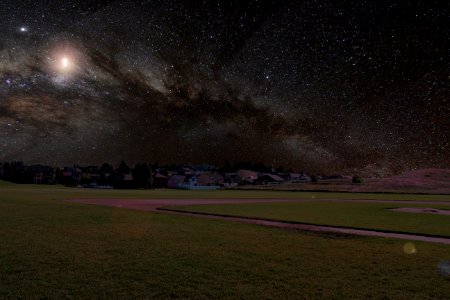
left=170, top=201, right=450, bottom=237
left=0, top=188, right=450, bottom=298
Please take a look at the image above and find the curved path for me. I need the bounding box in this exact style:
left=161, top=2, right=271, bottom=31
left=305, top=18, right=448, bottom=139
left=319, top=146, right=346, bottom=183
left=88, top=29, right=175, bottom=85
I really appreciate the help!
left=68, top=198, right=450, bottom=245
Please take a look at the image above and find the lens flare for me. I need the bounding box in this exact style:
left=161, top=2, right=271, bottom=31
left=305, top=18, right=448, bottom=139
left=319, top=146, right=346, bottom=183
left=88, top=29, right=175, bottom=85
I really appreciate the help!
left=403, top=243, right=417, bottom=255
left=438, top=261, right=450, bottom=279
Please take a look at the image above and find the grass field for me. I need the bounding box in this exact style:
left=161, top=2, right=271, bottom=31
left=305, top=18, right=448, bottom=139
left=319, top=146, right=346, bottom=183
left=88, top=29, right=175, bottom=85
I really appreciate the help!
left=1, top=182, right=450, bottom=298
left=171, top=201, right=450, bottom=237
left=1, top=182, right=450, bottom=201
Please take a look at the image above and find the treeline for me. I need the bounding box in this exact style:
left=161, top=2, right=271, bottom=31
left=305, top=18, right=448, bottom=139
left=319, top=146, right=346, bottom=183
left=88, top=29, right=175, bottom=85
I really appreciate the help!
left=0, top=160, right=289, bottom=188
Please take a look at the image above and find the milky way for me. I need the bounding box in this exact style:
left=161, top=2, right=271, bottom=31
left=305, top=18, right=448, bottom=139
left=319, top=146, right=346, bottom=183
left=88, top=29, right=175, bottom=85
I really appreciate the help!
left=0, top=0, right=449, bottom=174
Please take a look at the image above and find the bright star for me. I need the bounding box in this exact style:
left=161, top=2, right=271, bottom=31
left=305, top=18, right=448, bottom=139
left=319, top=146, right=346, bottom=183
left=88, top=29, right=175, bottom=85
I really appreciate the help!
left=61, top=57, right=70, bottom=69
left=56, top=55, right=76, bottom=74
left=20, top=27, right=28, bottom=32
left=48, top=44, right=85, bottom=78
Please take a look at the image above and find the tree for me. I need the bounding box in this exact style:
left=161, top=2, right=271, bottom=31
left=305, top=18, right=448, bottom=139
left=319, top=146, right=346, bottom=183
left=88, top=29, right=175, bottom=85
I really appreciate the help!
left=100, top=163, right=114, bottom=174
left=222, top=160, right=233, bottom=172
left=118, top=161, right=130, bottom=174
left=352, top=175, right=364, bottom=184
left=132, top=163, right=151, bottom=188
left=148, top=165, right=154, bottom=188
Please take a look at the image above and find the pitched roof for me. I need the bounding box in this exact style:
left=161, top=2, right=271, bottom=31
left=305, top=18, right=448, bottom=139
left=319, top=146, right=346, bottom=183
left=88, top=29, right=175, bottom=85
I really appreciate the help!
left=259, top=173, right=285, bottom=182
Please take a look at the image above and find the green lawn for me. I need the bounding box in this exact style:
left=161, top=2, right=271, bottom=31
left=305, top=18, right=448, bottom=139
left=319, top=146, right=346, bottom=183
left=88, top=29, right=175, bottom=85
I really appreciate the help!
left=1, top=183, right=450, bottom=298
left=171, top=201, right=450, bottom=237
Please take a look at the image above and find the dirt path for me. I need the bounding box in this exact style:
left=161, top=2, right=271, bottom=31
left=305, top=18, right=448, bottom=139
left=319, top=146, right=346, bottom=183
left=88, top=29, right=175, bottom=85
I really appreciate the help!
left=389, top=207, right=450, bottom=216
left=67, top=198, right=450, bottom=245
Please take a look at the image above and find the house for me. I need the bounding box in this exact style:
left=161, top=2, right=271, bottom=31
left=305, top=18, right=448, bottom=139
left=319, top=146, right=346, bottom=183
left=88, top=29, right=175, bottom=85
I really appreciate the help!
left=81, top=166, right=100, bottom=178
left=58, top=166, right=82, bottom=185
left=167, top=175, right=186, bottom=189
left=224, top=173, right=240, bottom=187
left=288, top=173, right=302, bottom=181
left=153, top=173, right=169, bottom=188
left=167, top=174, right=221, bottom=190
left=256, top=173, right=285, bottom=185
left=288, top=173, right=311, bottom=183
left=237, top=170, right=259, bottom=184
left=179, top=167, right=194, bottom=175
left=182, top=174, right=221, bottom=190
left=196, top=172, right=224, bottom=186
left=110, top=172, right=135, bottom=189
left=28, top=165, right=55, bottom=184
left=224, top=173, right=238, bottom=183
left=192, top=164, right=215, bottom=173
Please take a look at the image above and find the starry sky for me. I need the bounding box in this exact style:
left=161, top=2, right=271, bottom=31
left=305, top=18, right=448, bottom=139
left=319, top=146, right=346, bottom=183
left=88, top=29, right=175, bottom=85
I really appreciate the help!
left=0, top=0, right=449, bottom=174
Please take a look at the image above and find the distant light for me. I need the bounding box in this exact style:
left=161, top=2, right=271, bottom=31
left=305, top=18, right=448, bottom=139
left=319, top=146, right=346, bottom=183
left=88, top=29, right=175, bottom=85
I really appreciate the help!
left=20, top=27, right=28, bottom=32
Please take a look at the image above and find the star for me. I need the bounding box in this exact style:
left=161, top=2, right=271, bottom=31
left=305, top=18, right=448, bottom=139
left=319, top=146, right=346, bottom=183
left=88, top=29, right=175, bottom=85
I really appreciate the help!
left=54, top=54, right=75, bottom=75
left=61, top=57, right=70, bottom=69
left=19, top=27, right=28, bottom=33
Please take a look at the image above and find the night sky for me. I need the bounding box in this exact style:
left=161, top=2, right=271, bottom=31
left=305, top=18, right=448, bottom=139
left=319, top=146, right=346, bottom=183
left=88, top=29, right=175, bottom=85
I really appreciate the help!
left=0, top=0, right=449, bottom=174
